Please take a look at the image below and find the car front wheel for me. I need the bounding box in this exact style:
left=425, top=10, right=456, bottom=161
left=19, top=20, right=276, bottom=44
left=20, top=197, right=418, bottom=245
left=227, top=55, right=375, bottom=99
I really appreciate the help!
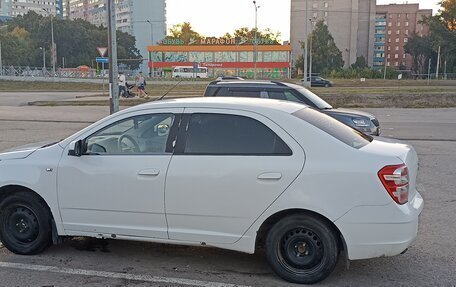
left=0, top=191, right=52, bottom=255
left=265, top=214, right=339, bottom=284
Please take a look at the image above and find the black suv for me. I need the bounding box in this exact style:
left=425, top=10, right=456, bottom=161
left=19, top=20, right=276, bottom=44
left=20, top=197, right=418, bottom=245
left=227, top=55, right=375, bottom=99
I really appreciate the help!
left=204, top=80, right=380, bottom=136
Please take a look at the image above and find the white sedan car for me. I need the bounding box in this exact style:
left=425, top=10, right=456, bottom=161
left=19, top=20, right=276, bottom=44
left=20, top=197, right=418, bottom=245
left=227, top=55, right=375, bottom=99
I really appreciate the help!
left=0, top=98, right=423, bottom=284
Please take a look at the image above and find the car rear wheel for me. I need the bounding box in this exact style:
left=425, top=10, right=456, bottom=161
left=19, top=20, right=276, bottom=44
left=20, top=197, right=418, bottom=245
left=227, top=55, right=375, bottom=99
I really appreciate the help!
left=265, top=214, right=339, bottom=284
left=0, top=191, right=52, bottom=255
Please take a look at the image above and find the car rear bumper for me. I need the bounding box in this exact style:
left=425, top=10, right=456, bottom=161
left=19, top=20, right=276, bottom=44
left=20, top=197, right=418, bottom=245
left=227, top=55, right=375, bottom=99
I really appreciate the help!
left=334, top=190, right=424, bottom=260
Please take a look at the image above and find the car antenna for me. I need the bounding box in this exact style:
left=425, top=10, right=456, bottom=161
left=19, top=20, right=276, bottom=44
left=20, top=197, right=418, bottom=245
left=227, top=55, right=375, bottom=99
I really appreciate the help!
left=154, top=79, right=183, bottom=101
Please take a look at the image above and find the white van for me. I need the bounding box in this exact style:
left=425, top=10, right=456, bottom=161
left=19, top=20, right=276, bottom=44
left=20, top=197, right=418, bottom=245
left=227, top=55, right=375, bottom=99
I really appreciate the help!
left=172, top=66, right=208, bottom=78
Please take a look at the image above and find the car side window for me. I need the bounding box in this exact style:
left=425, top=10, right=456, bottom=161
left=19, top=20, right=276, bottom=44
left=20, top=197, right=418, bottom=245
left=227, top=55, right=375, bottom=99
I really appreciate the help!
left=230, top=90, right=261, bottom=97
left=268, top=90, right=304, bottom=103
left=214, top=87, right=262, bottom=98
left=184, top=113, right=292, bottom=155
left=85, top=113, right=175, bottom=155
left=214, top=87, right=231, bottom=96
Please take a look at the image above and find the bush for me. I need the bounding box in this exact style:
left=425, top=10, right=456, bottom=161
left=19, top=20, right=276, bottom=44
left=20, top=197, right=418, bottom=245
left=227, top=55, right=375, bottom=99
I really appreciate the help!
left=327, top=67, right=400, bottom=79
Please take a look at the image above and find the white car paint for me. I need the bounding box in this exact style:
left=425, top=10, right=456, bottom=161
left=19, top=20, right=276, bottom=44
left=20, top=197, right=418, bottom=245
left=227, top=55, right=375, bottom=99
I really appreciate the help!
left=0, top=97, right=423, bottom=261
left=57, top=108, right=183, bottom=239
left=165, top=107, right=305, bottom=244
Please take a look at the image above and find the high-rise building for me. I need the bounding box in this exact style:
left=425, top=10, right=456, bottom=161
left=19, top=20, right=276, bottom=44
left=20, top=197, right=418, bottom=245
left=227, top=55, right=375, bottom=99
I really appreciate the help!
left=290, top=0, right=376, bottom=69
left=374, top=4, right=432, bottom=70
left=62, top=0, right=166, bottom=71
left=0, top=0, right=63, bottom=17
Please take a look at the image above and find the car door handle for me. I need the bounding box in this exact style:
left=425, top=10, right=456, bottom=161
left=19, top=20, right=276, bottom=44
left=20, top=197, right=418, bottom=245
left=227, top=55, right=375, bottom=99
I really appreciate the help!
left=257, top=172, right=282, bottom=180
left=138, top=169, right=160, bottom=176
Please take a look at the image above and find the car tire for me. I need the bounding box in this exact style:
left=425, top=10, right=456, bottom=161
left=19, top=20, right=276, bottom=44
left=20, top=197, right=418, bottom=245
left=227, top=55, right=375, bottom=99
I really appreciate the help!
left=324, top=83, right=330, bottom=88
left=0, top=191, right=53, bottom=255
left=265, top=214, right=339, bottom=284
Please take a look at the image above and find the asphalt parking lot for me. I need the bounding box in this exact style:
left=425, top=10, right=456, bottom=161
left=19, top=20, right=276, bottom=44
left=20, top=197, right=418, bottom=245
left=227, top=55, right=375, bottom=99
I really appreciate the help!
left=0, top=94, right=455, bottom=286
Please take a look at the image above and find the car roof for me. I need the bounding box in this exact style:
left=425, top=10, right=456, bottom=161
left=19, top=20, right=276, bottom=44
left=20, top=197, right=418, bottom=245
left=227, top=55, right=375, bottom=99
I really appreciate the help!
left=58, top=97, right=309, bottom=148
left=208, top=80, right=303, bottom=89
left=125, top=97, right=307, bottom=115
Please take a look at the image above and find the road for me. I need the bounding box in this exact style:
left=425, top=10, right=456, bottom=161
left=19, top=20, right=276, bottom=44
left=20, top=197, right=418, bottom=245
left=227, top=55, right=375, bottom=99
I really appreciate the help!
left=0, top=91, right=101, bottom=107
left=0, top=92, right=455, bottom=286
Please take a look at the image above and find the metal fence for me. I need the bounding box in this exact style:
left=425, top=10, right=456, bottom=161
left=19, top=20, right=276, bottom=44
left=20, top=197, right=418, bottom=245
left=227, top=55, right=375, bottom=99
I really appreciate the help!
left=1, top=65, right=455, bottom=81
left=0, top=66, right=103, bottom=79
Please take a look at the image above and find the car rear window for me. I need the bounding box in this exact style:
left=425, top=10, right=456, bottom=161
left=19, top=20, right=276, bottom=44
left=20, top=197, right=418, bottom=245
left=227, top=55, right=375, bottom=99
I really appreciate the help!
left=293, top=108, right=372, bottom=149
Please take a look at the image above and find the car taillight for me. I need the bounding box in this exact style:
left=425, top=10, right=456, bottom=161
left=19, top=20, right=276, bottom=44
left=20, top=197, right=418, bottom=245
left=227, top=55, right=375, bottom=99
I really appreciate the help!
left=378, top=164, right=409, bottom=205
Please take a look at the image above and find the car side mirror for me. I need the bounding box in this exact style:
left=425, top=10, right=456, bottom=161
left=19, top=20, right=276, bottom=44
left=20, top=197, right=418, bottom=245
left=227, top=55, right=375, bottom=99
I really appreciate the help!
left=68, top=140, right=84, bottom=157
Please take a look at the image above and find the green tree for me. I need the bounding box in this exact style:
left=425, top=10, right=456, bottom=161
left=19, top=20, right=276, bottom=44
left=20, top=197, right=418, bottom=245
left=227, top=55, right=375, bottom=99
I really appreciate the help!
left=350, top=56, right=368, bottom=69
left=422, top=0, right=456, bottom=73
left=3, top=11, right=142, bottom=69
left=404, top=34, right=434, bottom=74
left=438, top=0, right=456, bottom=30
left=0, top=27, right=35, bottom=66
left=164, top=22, right=203, bottom=44
left=225, top=27, right=281, bottom=44
left=163, top=23, right=281, bottom=45
left=295, top=20, right=344, bottom=74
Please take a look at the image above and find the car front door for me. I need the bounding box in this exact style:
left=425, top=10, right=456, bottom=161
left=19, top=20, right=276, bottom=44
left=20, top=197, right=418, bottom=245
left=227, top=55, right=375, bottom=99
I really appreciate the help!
left=57, top=109, right=182, bottom=238
left=165, top=109, right=305, bottom=244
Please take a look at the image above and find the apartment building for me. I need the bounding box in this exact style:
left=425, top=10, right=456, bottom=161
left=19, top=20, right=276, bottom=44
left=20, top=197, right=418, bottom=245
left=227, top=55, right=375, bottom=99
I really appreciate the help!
left=62, top=0, right=166, bottom=70
left=290, top=0, right=376, bottom=69
left=373, top=3, right=432, bottom=70
left=0, top=0, right=63, bottom=17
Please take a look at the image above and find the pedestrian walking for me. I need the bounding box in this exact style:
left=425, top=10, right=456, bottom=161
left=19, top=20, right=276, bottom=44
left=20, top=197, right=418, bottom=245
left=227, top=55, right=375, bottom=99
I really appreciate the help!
left=136, top=71, right=148, bottom=98
left=118, top=72, right=127, bottom=98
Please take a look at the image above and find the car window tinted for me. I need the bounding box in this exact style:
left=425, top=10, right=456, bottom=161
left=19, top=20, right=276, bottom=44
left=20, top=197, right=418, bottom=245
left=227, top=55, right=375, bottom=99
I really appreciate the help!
left=293, top=108, right=372, bottom=149
left=211, top=87, right=262, bottom=98
left=268, top=90, right=305, bottom=104
left=294, top=87, right=332, bottom=109
left=86, top=114, right=174, bottom=154
left=228, top=88, right=261, bottom=98
left=184, top=113, right=292, bottom=155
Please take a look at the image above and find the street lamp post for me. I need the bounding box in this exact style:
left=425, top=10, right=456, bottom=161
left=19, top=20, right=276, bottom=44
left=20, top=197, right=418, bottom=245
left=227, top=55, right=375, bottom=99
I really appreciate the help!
left=253, top=1, right=260, bottom=80
left=146, top=20, right=154, bottom=77
left=40, top=47, right=46, bottom=70
left=132, top=20, right=163, bottom=77
left=383, top=20, right=388, bottom=80
left=309, top=19, right=315, bottom=82
left=0, top=41, right=3, bottom=76
left=303, top=0, right=309, bottom=87
left=42, top=8, right=56, bottom=78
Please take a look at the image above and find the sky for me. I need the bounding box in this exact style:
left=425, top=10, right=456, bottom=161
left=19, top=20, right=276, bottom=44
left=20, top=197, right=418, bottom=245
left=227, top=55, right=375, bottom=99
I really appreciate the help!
left=166, top=0, right=441, bottom=42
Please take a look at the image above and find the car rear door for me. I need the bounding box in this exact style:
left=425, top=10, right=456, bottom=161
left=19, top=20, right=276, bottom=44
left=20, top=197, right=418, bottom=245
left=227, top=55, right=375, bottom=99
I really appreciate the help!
left=164, top=108, right=305, bottom=244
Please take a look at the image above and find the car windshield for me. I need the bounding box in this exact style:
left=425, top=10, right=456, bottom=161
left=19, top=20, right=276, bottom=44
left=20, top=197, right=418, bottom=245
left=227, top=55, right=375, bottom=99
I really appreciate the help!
left=294, top=86, right=333, bottom=110
left=293, top=108, right=372, bottom=149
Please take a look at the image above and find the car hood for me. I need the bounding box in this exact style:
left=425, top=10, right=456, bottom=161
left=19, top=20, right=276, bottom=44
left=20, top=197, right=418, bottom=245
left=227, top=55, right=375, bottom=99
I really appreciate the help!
left=325, top=108, right=375, bottom=119
left=0, top=141, right=57, bottom=161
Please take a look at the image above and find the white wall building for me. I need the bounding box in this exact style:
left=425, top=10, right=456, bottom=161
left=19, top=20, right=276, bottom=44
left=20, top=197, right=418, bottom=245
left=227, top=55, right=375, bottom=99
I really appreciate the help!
left=0, top=0, right=63, bottom=17
left=63, top=0, right=167, bottom=72
left=290, top=0, right=376, bottom=69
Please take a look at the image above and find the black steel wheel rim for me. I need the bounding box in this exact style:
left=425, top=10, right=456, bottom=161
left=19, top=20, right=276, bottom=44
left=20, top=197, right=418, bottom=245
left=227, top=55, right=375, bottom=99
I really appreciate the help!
left=5, top=205, right=40, bottom=244
left=277, top=228, right=324, bottom=274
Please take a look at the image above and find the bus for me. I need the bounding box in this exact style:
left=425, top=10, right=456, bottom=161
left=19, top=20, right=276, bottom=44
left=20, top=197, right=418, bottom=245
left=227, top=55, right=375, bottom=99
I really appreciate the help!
left=172, top=66, right=208, bottom=78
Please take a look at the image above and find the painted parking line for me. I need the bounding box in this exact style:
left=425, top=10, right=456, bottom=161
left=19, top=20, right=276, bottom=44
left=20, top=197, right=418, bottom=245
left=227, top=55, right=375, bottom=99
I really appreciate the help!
left=0, top=262, right=250, bottom=287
